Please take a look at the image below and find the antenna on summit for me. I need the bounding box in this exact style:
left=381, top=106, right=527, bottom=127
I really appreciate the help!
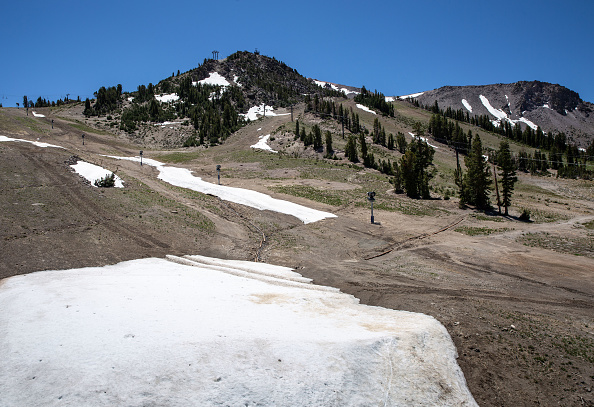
left=212, top=50, right=219, bottom=60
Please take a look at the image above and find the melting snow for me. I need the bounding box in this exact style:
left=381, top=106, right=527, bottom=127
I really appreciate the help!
left=31, top=111, right=45, bottom=117
left=70, top=161, right=124, bottom=188
left=479, top=95, right=507, bottom=121
left=106, top=155, right=335, bottom=224
left=240, top=104, right=290, bottom=121
left=518, top=117, right=538, bottom=131
left=155, top=93, right=179, bottom=103
left=250, top=134, right=277, bottom=153
left=0, top=256, right=478, bottom=406
left=462, top=99, right=472, bottom=113
left=409, top=133, right=438, bottom=149
left=313, top=80, right=359, bottom=96
left=0, top=135, right=64, bottom=149
left=480, top=95, right=539, bottom=130
left=385, top=96, right=395, bottom=102
left=356, top=104, right=377, bottom=115
left=194, top=72, right=231, bottom=88
left=233, top=75, right=242, bottom=87
left=398, top=92, right=424, bottom=100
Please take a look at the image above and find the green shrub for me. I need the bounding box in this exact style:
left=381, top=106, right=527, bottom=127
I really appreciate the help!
left=519, top=208, right=531, bottom=222
left=94, top=173, right=116, bottom=188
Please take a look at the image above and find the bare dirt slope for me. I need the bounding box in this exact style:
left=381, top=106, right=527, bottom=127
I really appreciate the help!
left=1, top=106, right=593, bottom=406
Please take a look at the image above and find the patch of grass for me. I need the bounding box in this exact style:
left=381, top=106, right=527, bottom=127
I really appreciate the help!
left=14, top=117, right=48, bottom=134
left=553, top=335, right=594, bottom=363
left=583, top=219, right=594, bottom=230
left=271, top=185, right=345, bottom=206
left=156, top=151, right=203, bottom=164
left=455, top=226, right=511, bottom=236
left=471, top=214, right=505, bottom=222
left=518, top=232, right=594, bottom=258
left=55, top=116, right=113, bottom=136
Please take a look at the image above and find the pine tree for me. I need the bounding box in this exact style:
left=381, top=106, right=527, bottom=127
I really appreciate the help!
left=313, top=124, right=323, bottom=151
left=497, top=140, right=517, bottom=216
left=324, top=131, right=333, bottom=157
left=463, top=135, right=492, bottom=209
left=345, top=135, right=358, bottom=162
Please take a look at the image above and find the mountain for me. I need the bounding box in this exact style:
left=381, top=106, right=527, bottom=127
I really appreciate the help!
left=84, top=51, right=347, bottom=147
left=410, top=81, right=594, bottom=146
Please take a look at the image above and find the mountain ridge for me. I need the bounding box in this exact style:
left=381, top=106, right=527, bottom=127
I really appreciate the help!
left=409, top=80, right=593, bottom=146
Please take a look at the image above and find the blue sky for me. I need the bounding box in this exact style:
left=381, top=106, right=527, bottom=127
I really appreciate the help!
left=2, top=0, right=593, bottom=108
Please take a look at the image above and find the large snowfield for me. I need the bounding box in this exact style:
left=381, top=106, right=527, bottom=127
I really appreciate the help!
left=107, top=155, right=336, bottom=224
left=0, top=255, right=478, bottom=406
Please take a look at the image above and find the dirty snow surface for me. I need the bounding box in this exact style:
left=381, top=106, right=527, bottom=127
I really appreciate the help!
left=0, top=256, right=477, bottom=407
left=250, top=134, right=277, bottom=153
left=106, top=155, right=335, bottom=224
left=32, top=111, right=45, bottom=117
left=70, top=161, right=124, bottom=188
left=0, top=135, right=64, bottom=149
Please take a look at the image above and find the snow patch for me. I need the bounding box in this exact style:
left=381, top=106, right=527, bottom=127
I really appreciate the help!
left=518, top=117, right=538, bottom=131
left=240, top=104, right=290, bottom=122
left=313, top=80, right=359, bottom=96
left=462, top=99, right=472, bottom=113
left=385, top=96, right=395, bottom=102
left=409, top=132, right=438, bottom=149
left=70, top=161, right=124, bottom=188
left=0, top=135, right=64, bottom=149
left=155, top=93, right=179, bottom=103
left=479, top=95, right=507, bottom=121
left=0, top=256, right=478, bottom=406
left=250, top=134, right=278, bottom=153
left=356, top=104, right=377, bottom=115
left=398, top=92, right=424, bottom=100
left=106, top=155, right=334, bottom=224
left=31, top=111, right=45, bottom=117
left=233, top=75, right=242, bottom=87
left=194, top=72, right=231, bottom=88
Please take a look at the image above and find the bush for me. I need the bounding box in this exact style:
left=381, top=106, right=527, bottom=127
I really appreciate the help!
left=94, top=173, right=116, bottom=188
left=519, top=208, right=531, bottom=221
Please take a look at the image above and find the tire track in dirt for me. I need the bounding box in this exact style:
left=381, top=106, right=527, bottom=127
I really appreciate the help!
left=20, top=150, right=170, bottom=250
left=364, top=215, right=467, bottom=260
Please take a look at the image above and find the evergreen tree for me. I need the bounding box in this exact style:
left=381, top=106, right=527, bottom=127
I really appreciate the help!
left=396, top=132, right=407, bottom=153
left=359, top=133, right=368, bottom=159
left=497, top=140, right=517, bottom=216
left=324, top=131, right=333, bottom=157
left=295, top=120, right=299, bottom=139
left=313, top=124, right=323, bottom=151
left=345, top=135, right=358, bottom=162
left=463, top=136, right=492, bottom=209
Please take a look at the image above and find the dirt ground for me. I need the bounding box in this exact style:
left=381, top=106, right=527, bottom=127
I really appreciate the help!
left=1, top=106, right=593, bottom=406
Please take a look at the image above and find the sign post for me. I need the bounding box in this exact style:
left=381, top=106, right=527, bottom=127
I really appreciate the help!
left=367, top=191, right=376, bottom=224
left=216, top=165, right=221, bottom=185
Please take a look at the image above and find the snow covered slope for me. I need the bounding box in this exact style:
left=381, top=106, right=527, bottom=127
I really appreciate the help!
left=0, top=256, right=477, bottom=406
